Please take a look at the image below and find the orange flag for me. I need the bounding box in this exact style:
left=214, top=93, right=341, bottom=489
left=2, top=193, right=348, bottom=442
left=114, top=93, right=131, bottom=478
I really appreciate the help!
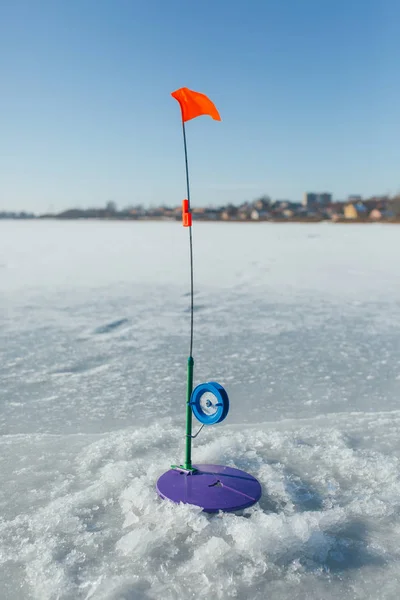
left=171, top=87, right=221, bottom=122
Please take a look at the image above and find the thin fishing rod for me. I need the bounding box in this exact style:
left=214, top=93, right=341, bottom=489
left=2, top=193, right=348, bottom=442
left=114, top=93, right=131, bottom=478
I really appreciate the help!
left=182, top=120, right=194, bottom=358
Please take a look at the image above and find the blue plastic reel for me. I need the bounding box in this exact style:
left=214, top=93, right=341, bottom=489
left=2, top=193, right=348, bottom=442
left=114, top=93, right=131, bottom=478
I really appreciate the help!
left=190, top=382, right=229, bottom=425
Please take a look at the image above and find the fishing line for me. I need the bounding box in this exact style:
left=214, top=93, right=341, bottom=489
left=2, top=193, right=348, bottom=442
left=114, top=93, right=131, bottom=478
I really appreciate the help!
left=182, top=120, right=194, bottom=358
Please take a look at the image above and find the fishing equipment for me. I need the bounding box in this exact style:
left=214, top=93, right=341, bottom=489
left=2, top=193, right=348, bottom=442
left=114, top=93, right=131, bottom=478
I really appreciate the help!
left=156, top=88, right=262, bottom=512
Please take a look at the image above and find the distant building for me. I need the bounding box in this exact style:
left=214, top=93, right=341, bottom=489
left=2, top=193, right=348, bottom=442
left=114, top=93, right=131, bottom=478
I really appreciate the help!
left=369, top=209, right=382, bottom=220
left=347, top=195, right=363, bottom=203
left=344, top=202, right=367, bottom=219
left=283, top=209, right=294, bottom=218
left=391, top=196, right=400, bottom=217
left=250, top=209, right=270, bottom=220
left=318, top=193, right=332, bottom=206
left=303, top=193, right=317, bottom=207
left=303, top=192, right=332, bottom=208
left=344, top=204, right=358, bottom=219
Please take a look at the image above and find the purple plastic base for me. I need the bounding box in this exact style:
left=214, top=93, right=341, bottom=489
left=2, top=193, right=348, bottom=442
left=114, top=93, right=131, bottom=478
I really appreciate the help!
left=156, top=464, right=262, bottom=513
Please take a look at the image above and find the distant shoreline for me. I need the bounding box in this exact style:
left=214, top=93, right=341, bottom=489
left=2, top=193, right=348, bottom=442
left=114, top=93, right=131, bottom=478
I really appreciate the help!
left=2, top=217, right=400, bottom=224
left=2, top=195, right=399, bottom=223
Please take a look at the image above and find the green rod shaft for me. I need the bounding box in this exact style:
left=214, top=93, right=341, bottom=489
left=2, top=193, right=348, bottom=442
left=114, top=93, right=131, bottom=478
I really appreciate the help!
left=184, top=356, right=194, bottom=469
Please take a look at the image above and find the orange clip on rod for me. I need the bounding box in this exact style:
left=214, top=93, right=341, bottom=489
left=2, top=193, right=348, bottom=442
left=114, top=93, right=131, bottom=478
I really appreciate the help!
left=182, top=199, right=192, bottom=227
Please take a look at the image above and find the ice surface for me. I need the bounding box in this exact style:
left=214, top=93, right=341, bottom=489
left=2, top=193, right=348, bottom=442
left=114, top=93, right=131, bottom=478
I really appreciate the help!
left=1, top=220, right=400, bottom=599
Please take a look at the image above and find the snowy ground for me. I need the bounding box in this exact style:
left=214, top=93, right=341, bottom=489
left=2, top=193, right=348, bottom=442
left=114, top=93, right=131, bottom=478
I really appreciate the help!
left=1, top=220, right=400, bottom=599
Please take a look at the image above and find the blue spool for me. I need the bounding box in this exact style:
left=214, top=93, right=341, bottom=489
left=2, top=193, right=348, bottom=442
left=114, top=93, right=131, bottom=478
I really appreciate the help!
left=190, top=382, right=229, bottom=425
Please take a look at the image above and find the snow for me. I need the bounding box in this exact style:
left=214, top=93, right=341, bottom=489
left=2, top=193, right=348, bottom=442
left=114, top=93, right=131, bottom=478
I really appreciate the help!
left=1, top=220, right=400, bottom=599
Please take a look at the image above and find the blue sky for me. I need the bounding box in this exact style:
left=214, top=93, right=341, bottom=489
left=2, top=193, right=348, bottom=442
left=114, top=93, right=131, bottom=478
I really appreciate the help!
left=1, top=0, right=399, bottom=212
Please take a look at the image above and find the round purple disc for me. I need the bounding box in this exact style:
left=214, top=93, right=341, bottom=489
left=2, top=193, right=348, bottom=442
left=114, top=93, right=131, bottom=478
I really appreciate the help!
left=156, top=464, right=262, bottom=513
